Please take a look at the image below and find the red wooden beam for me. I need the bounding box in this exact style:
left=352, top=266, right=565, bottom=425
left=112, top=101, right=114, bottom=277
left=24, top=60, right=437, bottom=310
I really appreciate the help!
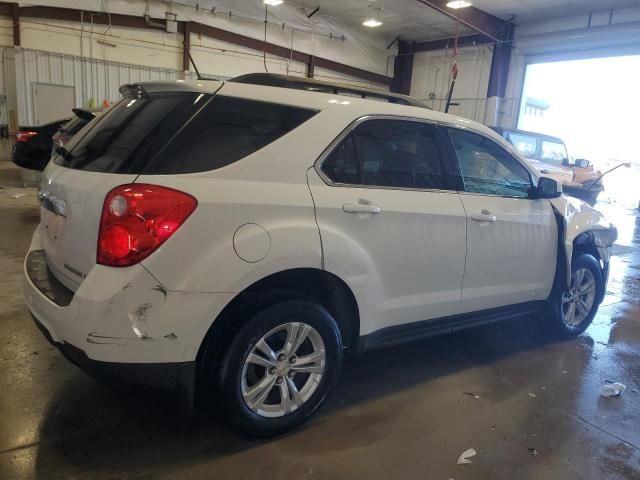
left=190, top=22, right=391, bottom=85
left=11, top=2, right=19, bottom=46
left=414, top=0, right=507, bottom=42
left=410, top=33, right=492, bottom=53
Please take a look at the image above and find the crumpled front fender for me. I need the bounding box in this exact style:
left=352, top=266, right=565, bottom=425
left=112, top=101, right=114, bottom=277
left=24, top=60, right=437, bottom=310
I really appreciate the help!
left=550, top=195, right=617, bottom=287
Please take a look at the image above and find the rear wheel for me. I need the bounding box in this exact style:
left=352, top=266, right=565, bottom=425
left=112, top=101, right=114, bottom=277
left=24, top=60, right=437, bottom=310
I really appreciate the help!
left=545, top=253, right=603, bottom=337
left=217, top=300, right=342, bottom=437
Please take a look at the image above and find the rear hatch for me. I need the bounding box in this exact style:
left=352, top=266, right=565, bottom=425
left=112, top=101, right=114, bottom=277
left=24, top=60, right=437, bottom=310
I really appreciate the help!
left=40, top=82, right=222, bottom=291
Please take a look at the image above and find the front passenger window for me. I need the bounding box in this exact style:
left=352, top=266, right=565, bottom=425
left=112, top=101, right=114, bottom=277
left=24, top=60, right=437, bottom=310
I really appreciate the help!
left=447, top=128, right=532, bottom=198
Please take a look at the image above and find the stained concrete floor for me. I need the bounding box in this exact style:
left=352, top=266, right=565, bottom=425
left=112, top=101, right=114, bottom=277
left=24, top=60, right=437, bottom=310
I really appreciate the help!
left=1, top=163, right=640, bottom=479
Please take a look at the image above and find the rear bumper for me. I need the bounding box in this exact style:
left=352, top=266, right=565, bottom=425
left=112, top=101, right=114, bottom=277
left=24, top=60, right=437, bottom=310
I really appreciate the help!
left=31, top=312, right=195, bottom=392
left=24, top=225, right=235, bottom=389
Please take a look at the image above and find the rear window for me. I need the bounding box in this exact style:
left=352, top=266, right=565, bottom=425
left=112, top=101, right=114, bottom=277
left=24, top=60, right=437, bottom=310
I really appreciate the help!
left=55, top=92, right=317, bottom=174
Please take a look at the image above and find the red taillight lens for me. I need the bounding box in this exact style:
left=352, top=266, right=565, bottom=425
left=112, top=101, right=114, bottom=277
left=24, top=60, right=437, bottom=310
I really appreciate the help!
left=16, top=131, right=38, bottom=142
left=97, top=184, right=197, bottom=267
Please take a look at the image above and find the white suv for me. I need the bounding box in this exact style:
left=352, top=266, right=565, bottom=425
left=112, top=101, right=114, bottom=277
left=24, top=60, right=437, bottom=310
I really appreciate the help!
left=24, top=74, right=617, bottom=436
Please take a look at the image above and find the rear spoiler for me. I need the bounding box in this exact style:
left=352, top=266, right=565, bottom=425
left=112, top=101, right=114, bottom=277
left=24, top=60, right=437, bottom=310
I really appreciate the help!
left=71, top=108, right=97, bottom=121
left=119, top=84, right=148, bottom=99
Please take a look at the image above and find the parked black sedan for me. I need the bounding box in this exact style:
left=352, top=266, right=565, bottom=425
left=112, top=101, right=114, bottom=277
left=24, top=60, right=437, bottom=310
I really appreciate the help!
left=12, top=118, right=68, bottom=171
left=12, top=108, right=97, bottom=171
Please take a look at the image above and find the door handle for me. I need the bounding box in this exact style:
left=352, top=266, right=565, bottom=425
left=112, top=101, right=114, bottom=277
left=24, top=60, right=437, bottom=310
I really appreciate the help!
left=471, top=211, right=496, bottom=223
left=343, top=202, right=381, bottom=214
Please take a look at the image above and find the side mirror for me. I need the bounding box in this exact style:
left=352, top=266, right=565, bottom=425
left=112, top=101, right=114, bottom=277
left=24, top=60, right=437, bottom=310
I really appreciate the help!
left=575, top=159, right=590, bottom=168
left=535, top=177, right=562, bottom=199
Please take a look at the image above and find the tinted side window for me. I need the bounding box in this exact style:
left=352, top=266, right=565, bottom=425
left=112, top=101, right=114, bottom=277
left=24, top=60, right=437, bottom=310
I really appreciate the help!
left=56, top=92, right=203, bottom=172
left=321, top=132, right=360, bottom=184
left=321, top=119, right=447, bottom=190
left=448, top=128, right=532, bottom=198
left=149, top=96, right=317, bottom=174
left=540, top=140, right=568, bottom=167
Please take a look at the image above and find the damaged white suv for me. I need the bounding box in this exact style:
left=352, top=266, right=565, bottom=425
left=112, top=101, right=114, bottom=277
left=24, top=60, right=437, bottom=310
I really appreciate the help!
left=25, top=73, right=617, bottom=436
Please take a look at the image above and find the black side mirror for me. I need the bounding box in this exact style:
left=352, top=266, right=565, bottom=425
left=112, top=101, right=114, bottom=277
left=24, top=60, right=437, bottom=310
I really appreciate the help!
left=574, top=159, right=590, bottom=168
left=535, top=177, right=562, bottom=199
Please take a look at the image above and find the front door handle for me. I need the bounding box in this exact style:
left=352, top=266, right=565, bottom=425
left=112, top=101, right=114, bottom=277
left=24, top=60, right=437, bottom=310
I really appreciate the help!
left=343, top=202, right=381, bottom=214
left=471, top=211, right=497, bottom=223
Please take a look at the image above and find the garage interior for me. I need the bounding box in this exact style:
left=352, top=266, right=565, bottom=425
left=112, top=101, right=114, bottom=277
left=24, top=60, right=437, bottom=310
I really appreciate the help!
left=1, top=0, right=640, bottom=478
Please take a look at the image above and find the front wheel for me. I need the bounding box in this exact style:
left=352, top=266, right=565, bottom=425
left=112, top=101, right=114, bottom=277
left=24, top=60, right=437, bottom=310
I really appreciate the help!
left=217, top=300, right=343, bottom=437
left=545, top=253, right=604, bottom=337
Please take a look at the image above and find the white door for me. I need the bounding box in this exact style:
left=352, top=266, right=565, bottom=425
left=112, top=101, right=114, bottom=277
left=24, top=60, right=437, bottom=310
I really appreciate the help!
left=33, top=83, right=75, bottom=124
left=445, top=127, right=557, bottom=314
left=308, top=118, right=467, bottom=335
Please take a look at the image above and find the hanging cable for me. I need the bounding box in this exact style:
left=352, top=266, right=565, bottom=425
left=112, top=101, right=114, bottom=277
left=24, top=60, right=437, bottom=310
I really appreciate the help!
left=444, top=11, right=461, bottom=113
left=263, top=5, right=269, bottom=73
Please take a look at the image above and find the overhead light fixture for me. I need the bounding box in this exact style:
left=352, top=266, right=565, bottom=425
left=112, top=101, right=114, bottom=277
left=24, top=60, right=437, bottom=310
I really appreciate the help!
left=363, top=6, right=383, bottom=27
left=363, top=18, right=383, bottom=27
left=263, top=0, right=284, bottom=5
left=446, top=0, right=472, bottom=8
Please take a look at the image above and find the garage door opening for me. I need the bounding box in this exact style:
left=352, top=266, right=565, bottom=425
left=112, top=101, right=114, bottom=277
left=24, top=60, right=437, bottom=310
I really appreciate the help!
left=518, top=55, right=640, bottom=208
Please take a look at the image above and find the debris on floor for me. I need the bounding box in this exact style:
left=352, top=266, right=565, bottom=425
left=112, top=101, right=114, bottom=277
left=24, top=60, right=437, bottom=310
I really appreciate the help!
left=528, top=448, right=538, bottom=457
left=463, top=391, right=481, bottom=399
left=528, top=392, right=537, bottom=398
left=11, top=193, right=26, bottom=199
left=600, top=382, right=626, bottom=398
left=457, top=448, right=477, bottom=465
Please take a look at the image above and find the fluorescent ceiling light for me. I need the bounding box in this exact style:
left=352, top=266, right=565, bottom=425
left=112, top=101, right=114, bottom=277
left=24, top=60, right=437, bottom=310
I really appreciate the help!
left=363, top=18, right=383, bottom=27
left=446, top=0, right=472, bottom=8
left=263, top=0, right=284, bottom=5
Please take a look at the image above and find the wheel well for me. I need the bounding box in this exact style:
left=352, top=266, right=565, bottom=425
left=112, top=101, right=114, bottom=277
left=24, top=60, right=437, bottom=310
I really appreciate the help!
left=573, top=231, right=601, bottom=263
left=196, top=268, right=360, bottom=380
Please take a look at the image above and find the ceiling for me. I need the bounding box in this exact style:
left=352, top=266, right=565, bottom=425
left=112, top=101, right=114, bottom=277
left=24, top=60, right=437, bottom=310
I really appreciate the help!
left=472, top=0, right=640, bottom=24
left=291, top=0, right=476, bottom=42
left=289, top=0, right=640, bottom=42
left=175, top=0, right=640, bottom=45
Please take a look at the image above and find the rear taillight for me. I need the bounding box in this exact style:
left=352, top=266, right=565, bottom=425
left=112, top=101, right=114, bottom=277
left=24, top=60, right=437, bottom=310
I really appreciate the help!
left=97, top=184, right=197, bottom=267
left=15, top=131, right=38, bottom=142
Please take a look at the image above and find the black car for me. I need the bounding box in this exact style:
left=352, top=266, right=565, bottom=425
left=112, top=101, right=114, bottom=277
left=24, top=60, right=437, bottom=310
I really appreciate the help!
left=12, top=109, right=97, bottom=172
left=12, top=118, right=68, bottom=171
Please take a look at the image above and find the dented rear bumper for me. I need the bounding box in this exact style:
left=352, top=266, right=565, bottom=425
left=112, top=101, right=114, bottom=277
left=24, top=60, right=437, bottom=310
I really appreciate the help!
left=24, top=225, right=235, bottom=390
left=31, top=312, right=195, bottom=392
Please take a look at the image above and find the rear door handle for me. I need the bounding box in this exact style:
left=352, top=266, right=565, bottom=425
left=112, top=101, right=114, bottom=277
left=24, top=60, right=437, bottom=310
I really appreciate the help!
left=471, top=212, right=496, bottom=223
left=343, top=202, right=381, bottom=214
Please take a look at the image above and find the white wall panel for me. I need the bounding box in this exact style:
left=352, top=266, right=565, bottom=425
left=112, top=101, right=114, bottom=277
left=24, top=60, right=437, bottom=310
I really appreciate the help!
left=12, top=48, right=212, bottom=126
left=410, top=44, right=493, bottom=123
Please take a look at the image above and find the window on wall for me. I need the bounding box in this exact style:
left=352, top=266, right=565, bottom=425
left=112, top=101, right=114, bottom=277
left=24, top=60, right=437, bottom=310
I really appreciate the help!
left=447, top=128, right=532, bottom=198
left=321, top=119, right=447, bottom=190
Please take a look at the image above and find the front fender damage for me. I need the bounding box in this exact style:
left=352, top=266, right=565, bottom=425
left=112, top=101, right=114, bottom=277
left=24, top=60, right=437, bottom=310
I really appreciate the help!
left=550, top=195, right=617, bottom=290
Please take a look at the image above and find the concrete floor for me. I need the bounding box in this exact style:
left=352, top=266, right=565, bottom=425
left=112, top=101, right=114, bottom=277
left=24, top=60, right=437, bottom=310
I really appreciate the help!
left=1, top=163, right=640, bottom=480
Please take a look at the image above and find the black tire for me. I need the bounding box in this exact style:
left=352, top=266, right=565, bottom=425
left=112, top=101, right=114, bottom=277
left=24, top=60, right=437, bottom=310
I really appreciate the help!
left=216, top=300, right=343, bottom=437
left=545, top=253, right=604, bottom=337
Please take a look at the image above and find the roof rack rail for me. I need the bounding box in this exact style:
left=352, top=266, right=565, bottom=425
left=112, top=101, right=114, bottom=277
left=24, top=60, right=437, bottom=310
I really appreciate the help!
left=229, top=73, right=428, bottom=109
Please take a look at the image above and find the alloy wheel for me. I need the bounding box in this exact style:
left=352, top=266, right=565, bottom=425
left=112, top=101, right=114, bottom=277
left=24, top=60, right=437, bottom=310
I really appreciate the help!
left=241, top=322, right=326, bottom=418
left=562, top=267, right=597, bottom=327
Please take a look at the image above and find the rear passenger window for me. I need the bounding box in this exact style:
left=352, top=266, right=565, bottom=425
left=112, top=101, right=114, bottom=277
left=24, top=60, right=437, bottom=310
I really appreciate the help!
left=321, top=119, right=447, bottom=190
left=149, top=96, right=318, bottom=174
left=56, top=93, right=317, bottom=174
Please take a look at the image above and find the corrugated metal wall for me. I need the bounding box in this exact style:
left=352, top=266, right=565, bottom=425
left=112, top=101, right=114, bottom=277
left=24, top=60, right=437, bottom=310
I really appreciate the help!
left=10, top=48, right=224, bottom=126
